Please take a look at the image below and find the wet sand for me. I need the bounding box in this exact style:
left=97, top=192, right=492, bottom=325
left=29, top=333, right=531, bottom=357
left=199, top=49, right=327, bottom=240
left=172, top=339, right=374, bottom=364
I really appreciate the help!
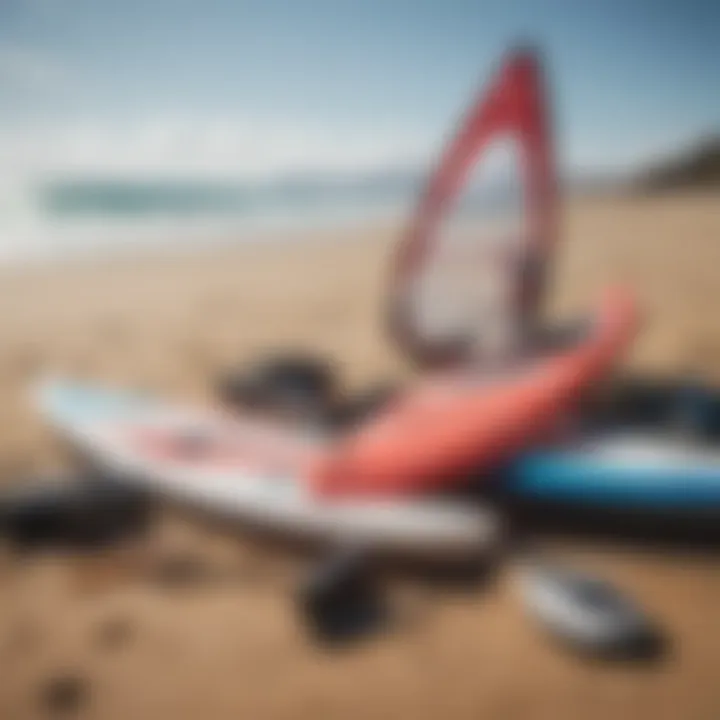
left=0, top=191, right=719, bottom=719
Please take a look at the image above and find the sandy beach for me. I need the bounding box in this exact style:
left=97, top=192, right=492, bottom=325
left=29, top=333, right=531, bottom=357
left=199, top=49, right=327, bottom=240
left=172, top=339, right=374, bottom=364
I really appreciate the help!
left=1, top=190, right=719, bottom=719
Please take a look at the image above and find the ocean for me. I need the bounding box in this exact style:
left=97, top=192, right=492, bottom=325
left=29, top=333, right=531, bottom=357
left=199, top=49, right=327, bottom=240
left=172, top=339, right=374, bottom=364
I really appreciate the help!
left=0, top=174, right=420, bottom=266
left=0, top=168, right=520, bottom=266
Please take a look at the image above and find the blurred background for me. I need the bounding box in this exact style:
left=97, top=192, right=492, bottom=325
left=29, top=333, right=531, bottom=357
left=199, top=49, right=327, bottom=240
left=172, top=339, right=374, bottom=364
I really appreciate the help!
left=0, top=0, right=717, bottom=262
left=0, top=2, right=718, bottom=720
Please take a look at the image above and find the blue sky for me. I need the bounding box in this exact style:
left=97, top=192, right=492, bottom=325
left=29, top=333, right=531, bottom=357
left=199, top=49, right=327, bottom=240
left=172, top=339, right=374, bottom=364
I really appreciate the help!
left=0, top=0, right=718, bottom=179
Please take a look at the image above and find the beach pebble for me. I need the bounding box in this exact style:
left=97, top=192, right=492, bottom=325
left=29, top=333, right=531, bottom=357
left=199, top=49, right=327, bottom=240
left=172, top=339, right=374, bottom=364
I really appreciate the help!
left=94, top=615, right=134, bottom=651
left=39, top=674, right=88, bottom=716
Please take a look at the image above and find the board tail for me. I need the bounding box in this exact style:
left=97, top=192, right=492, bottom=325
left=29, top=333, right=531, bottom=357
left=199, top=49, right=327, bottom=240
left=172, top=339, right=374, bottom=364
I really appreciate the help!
left=387, top=46, right=557, bottom=368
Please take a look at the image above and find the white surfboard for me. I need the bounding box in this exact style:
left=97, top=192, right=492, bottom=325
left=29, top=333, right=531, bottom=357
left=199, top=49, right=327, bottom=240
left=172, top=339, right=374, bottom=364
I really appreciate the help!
left=34, top=378, right=498, bottom=559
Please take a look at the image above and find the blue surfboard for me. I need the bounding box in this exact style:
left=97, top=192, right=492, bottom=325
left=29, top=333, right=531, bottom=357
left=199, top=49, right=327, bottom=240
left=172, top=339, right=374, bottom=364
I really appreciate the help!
left=506, top=433, right=720, bottom=510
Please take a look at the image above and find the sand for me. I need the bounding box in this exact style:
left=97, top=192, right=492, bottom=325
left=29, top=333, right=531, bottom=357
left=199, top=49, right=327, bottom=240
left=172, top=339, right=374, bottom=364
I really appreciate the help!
left=0, top=191, right=719, bottom=719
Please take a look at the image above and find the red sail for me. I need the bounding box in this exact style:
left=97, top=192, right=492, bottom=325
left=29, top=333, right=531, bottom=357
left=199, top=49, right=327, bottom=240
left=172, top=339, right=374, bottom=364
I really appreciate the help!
left=388, top=47, right=557, bottom=368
